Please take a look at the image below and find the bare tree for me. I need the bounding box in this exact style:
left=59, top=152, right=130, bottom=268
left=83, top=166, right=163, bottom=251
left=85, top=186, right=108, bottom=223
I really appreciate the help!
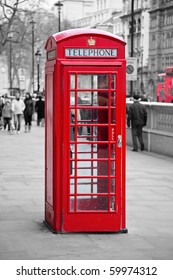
left=0, top=0, right=74, bottom=93
left=0, top=0, right=30, bottom=53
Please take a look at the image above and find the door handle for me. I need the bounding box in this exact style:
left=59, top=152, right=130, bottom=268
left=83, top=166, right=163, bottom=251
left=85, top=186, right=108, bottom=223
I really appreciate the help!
left=117, top=135, right=122, bottom=148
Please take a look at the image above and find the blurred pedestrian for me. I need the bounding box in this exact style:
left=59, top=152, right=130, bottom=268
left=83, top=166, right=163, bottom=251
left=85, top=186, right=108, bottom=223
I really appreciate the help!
left=2, top=100, right=13, bottom=133
left=0, top=96, right=3, bottom=130
left=0, top=96, right=3, bottom=116
left=35, top=95, right=45, bottom=126
left=127, top=94, right=147, bottom=152
left=11, top=92, right=25, bottom=133
left=23, top=92, right=34, bottom=132
left=2, top=93, right=11, bottom=104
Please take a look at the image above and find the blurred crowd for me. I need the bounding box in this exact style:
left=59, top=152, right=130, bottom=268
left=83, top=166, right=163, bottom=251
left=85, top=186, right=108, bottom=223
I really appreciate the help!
left=0, top=92, right=45, bottom=134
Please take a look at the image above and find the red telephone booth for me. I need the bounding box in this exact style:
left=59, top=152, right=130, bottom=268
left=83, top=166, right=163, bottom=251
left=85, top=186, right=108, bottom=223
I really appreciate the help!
left=44, top=28, right=127, bottom=233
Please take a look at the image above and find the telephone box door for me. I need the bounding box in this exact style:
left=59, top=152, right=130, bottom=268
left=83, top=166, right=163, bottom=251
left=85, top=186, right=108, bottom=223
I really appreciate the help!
left=62, top=64, right=125, bottom=232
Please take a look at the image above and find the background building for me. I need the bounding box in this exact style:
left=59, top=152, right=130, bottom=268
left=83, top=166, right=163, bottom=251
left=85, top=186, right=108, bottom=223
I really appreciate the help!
left=73, top=0, right=122, bottom=28
left=60, top=0, right=95, bottom=22
left=148, top=0, right=173, bottom=99
left=121, top=0, right=150, bottom=96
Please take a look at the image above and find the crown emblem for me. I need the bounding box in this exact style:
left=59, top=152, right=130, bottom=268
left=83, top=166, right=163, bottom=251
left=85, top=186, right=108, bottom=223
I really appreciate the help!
left=87, top=36, right=96, bottom=46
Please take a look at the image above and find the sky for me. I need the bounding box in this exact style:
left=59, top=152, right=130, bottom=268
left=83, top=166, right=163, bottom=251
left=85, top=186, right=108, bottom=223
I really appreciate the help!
left=47, top=0, right=123, bottom=10
left=113, top=0, right=123, bottom=9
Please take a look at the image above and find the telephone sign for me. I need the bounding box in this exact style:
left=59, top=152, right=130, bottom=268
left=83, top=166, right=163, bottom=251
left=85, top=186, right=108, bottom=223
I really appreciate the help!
left=65, top=48, right=117, bottom=57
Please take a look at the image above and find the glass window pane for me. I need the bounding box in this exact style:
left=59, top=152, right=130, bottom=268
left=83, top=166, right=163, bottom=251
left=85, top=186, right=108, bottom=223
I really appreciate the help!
left=111, top=74, right=116, bottom=89
left=76, top=160, right=110, bottom=178
left=77, top=143, right=98, bottom=157
left=96, top=109, right=109, bottom=124
left=81, top=108, right=91, bottom=121
left=70, top=109, right=81, bottom=125
left=98, top=74, right=108, bottom=89
left=78, top=92, right=90, bottom=105
left=96, top=178, right=109, bottom=193
left=70, top=75, right=75, bottom=89
left=70, top=91, right=75, bottom=105
left=97, top=143, right=109, bottom=158
left=111, top=92, right=116, bottom=106
left=110, top=144, right=116, bottom=158
left=77, top=75, right=94, bottom=89
left=111, top=108, right=116, bottom=123
left=77, top=91, right=98, bottom=105
left=77, top=178, right=97, bottom=194
left=75, top=124, right=95, bottom=139
left=77, top=91, right=115, bottom=106
left=76, top=196, right=108, bottom=211
left=99, top=161, right=108, bottom=177
left=70, top=149, right=74, bottom=175
left=77, top=143, right=109, bottom=158
left=110, top=178, right=116, bottom=193
left=110, top=160, right=115, bottom=176
left=70, top=92, right=86, bottom=106
left=70, top=197, right=75, bottom=212
left=98, top=92, right=108, bottom=106
left=98, top=126, right=108, bottom=140
left=77, top=74, right=109, bottom=89
left=70, top=179, right=75, bottom=194
left=77, top=160, right=98, bottom=176
left=80, top=108, right=102, bottom=122
left=80, top=108, right=91, bottom=121
left=110, top=196, right=116, bottom=211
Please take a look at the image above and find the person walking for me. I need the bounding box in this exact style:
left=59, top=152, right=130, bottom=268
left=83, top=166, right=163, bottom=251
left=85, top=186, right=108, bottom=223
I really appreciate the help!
left=23, top=93, right=34, bottom=132
left=0, top=96, right=3, bottom=117
left=2, top=100, right=13, bottom=133
left=35, top=95, right=45, bottom=126
left=11, top=92, right=25, bottom=133
left=0, top=96, right=4, bottom=130
left=127, top=94, right=147, bottom=152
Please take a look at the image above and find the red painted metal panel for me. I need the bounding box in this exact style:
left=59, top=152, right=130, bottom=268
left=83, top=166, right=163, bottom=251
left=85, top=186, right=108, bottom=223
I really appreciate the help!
left=45, top=74, right=53, bottom=206
left=45, top=28, right=126, bottom=47
left=61, top=61, right=123, bottom=66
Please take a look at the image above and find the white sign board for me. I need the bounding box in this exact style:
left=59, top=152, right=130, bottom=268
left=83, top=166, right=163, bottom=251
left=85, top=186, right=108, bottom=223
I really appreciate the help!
left=65, top=48, right=117, bottom=57
left=126, top=57, right=137, bottom=81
